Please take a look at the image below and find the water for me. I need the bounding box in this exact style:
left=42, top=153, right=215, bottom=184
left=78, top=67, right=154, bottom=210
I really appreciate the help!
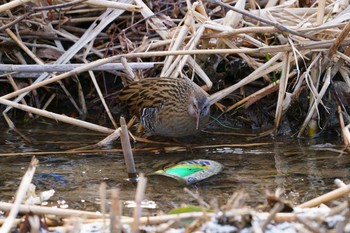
left=0, top=122, right=348, bottom=213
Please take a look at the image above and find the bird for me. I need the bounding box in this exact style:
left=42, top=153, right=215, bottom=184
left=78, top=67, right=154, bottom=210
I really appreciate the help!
left=118, top=77, right=210, bottom=137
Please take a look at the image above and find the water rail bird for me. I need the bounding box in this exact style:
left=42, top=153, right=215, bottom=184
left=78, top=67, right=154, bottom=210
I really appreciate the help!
left=118, top=77, right=210, bottom=137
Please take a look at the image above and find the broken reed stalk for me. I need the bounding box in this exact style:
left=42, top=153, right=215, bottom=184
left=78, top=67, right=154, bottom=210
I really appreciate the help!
left=85, top=60, right=118, bottom=128
left=0, top=0, right=31, bottom=13
left=184, top=188, right=210, bottom=209
left=96, top=128, right=122, bottom=146
left=99, top=182, right=107, bottom=233
left=131, top=174, right=147, bottom=233
left=209, top=0, right=320, bottom=41
left=0, top=157, right=39, bottom=233
left=0, top=97, right=114, bottom=134
left=85, top=0, right=142, bottom=12
left=0, top=202, right=125, bottom=219
left=297, top=183, right=350, bottom=208
left=119, top=117, right=137, bottom=181
left=0, top=63, right=159, bottom=75
left=110, top=189, right=122, bottom=233
left=260, top=202, right=285, bottom=230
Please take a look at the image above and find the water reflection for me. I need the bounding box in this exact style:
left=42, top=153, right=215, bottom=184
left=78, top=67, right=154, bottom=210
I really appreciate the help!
left=0, top=122, right=348, bottom=213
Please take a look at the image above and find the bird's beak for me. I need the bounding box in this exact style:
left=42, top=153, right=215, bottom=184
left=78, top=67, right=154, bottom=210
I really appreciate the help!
left=195, top=111, right=200, bottom=130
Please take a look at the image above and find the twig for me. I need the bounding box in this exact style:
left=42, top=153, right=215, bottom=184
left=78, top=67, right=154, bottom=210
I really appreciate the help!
left=261, top=202, right=285, bottom=230
left=0, top=202, right=132, bottom=219
left=297, top=183, right=350, bottom=208
left=120, top=117, right=137, bottom=180
left=110, top=189, right=122, bottom=233
left=100, top=183, right=107, bottom=233
left=0, top=98, right=114, bottom=134
left=0, top=157, right=39, bottom=233
left=0, top=62, right=160, bottom=73
left=85, top=0, right=142, bottom=12
left=184, top=188, right=210, bottom=209
left=0, top=0, right=31, bottom=13
left=208, top=0, right=320, bottom=41
left=131, top=174, right=147, bottom=233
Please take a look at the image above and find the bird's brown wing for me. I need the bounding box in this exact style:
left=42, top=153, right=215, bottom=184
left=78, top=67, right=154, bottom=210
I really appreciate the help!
left=118, top=79, right=165, bottom=117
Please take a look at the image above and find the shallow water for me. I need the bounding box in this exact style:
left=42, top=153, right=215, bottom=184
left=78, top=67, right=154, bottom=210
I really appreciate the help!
left=0, top=122, right=348, bottom=214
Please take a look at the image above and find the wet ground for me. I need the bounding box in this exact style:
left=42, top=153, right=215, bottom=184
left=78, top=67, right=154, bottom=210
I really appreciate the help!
left=0, top=121, right=349, bottom=214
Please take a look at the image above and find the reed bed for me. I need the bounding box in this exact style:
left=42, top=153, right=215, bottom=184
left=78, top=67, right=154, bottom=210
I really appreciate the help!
left=0, top=0, right=349, bottom=145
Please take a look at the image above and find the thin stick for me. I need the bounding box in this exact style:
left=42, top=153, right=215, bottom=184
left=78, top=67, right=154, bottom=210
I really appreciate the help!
left=274, top=52, right=290, bottom=128
left=0, top=98, right=114, bottom=134
left=0, top=157, right=39, bottom=233
left=0, top=0, right=31, bottom=13
left=120, top=117, right=137, bottom=180
left=184, top=188, right=210, bottom=209
left=0, top=63, right=159, bottom=74
left=110, top=189, right=122, bottom=233
left=261, top=202, right=285, bottom=230
left=5, top=74, right=33, bottom=118
left=131, top=174, right=147, bottom=233
left=99, top=183, right=107, bottom=233
left=209, top=0, right=320, bottom=41
left=85, top=0, right=142, bottom=12
left=0, top=202, right=132, bottom=219
left=297, top=184, right=350, bottom=208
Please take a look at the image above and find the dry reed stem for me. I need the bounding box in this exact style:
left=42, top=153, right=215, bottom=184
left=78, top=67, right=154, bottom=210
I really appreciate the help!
left=0, top=63, right=158, bottom=73
left=297, top=183, right=350, bottom=208
left=0, top=0, right=31, bottom=13
left=325, top=22, right=350, bottom=65
left=0, top=97, right=114, bottom=134
left=298, top=68, right=331, bottom=137
left=226, top=80, right=280, bottom=111
left=110, top=189, right=122, bottom=233
left=274, top=52, right=291, bottom=128
left=135, top=0, right=212, bottom=87
left=97, top=128, right=122, bottom=146
left=168, top=25, right=206, bottom=78
left=86, top=61, right=118, bottom=128
left=161, top=14, right=191, bottom=76
left=296, top=215, right=322, bottom=233
left=121, top=57, right=137, bottom=80
left=210, top=0, right=320, bottom=41
left=5, top=74, right=33, bottom=118
left=99, top=183, right=107, bottom=233
left=120, top=117, right=137, bottom=179
left=0, top=157, right=39, bottom=233
left=209, top=52, right=285, bottom=106
left=131, top=174, right=147, bottom=233
left=0, top=202, right=134, bottom=220
left=184, top=188, right=210, bottom=209
left=261, top=202, right=285, bottom=231
left=85, top=0, right=142, bottom=12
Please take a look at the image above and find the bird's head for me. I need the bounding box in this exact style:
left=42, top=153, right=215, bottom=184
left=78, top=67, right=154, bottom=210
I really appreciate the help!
left=188, top=91, right=210, bottom=130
